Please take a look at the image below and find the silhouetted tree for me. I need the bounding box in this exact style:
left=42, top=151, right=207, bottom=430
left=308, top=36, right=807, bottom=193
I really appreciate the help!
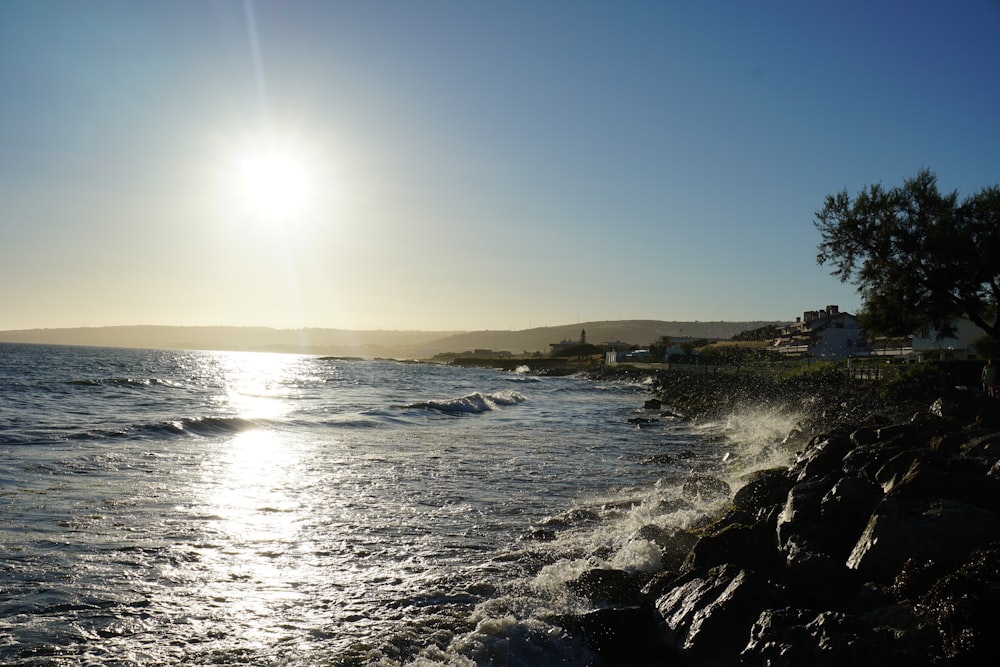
left=649, top=335, right=673, bottom=361
left=815, top=169, right=1000, bottom=340
left=732, top=325, right=781, bottom=342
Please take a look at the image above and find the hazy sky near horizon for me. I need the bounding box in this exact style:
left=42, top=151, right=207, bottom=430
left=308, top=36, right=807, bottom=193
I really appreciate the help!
left=1, top=1, right=997, bottom=332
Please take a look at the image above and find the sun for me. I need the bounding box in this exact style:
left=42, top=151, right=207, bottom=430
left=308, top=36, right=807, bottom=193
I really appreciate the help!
left=237, top=151, right=309, bottom=218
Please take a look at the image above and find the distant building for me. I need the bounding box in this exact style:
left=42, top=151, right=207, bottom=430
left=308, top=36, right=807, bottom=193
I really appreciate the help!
left=869, top=319, right=982, bottom=359
left=772, top=305, right=870, bottom=359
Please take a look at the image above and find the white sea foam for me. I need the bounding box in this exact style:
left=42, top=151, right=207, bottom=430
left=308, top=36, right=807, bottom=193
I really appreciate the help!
left=696, top=406, right=805, bottom=478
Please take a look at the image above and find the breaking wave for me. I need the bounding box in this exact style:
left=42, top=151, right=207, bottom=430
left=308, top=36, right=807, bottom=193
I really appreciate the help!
left=405, top=390, right=527, bottom=415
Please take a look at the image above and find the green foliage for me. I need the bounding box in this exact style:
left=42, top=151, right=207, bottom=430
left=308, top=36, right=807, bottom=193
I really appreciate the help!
left=972, top=335, right=1000, bottom=359
left=681, top=338, right=711, bottom=354
left=697, top=345, right=783, bottom=365
left=649, top=335, right=673, bottom=361
left=878, top=360, right=982, bottom=399
left=732, top=325, right=781, bottom=341
left=815, top=169, right=1000, bottom=341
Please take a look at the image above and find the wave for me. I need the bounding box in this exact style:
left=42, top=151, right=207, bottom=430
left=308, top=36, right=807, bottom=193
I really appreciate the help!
left=68, top=377, right=183, bottom=389
left=136, top=416, right=261, bottom=438
left=405, top=390, right=526, bottom=415
left=3, top=416, right=264, bottom=446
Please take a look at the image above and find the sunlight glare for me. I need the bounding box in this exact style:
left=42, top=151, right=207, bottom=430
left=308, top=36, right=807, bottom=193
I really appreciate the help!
left=238, top=151, right=309, bottom=218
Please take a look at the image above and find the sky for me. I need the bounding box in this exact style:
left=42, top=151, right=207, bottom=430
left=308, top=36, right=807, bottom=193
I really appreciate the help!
left=0, top=1, right=997, bottom=332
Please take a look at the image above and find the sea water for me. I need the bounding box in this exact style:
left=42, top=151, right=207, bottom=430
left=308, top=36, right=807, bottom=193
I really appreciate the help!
left=0, top=343, right=799, bottom=665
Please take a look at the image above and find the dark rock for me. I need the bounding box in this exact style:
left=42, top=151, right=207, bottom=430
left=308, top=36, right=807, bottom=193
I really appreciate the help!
left=776, top=472, right=841, bottom=552
left=921, top=542, right=1000, bottom=661
left=643, top=398, right=662, bottom=410
left=876, top=422, right=917, bottom=442
left=850, top=426, right=879, bottom=446
left=782, top=537, right=859, bottom=605
left=792, top=432, right=854, bottom=480
left=641, top=453, right=674, bottom=465
left=633, top=525, right=698, bottom=572
left=820, top=475, right=882, bottom=525
left=741, top=608, right=931, bottom=666
left=847, top=498, right=1000, bottom=582
left=963, top=432, right=1000, bottom=464
left=522, top=527, right=556, bottom=542
left=882, top=459, right=1000, bottom=512
left=655, top=564, right=783, bottom=666
left=686, top=521, right=780, bottom=573
left=567, top=568, right=646, bottom=606
left=732, top=468, right=793, bottom=517
left=561, top=605, right=675, bottom=663
left=841, top=441, right=910, bottom=480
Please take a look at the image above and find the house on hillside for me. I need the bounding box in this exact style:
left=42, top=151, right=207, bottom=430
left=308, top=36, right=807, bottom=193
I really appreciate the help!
left=772, top=305, right=870, bottom=359
left=868, top=318, right=983, bottom=359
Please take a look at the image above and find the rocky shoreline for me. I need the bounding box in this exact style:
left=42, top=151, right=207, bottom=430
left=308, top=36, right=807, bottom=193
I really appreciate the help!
left=562, top=368, right=1000, bottom=665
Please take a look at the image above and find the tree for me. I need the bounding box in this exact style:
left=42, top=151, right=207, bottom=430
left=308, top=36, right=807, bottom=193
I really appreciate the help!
left=732, top=325, right=781, bottom=342
left=815, top=169, right=1000, bottom=341
left=649, top=335, right=673, bottom=361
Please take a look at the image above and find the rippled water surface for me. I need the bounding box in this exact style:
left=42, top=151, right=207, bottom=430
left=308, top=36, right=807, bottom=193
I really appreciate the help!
left=0, top=344, right=795, bottom=665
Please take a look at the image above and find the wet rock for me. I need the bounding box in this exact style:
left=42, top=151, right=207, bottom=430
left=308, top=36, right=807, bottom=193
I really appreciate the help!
left=655, top=564, right=783, bottom=666
left=791, top=431, right=853, bottom=480
left=633, top=525, right=698, bottom=572
left=882, top=458, right=1000, bottom=511
left=776, top=472, right=841, bottom=553
left=846, top=498, right=1000, bottom=582
left=681, top=474, right=731, bottom=503
left=643, top=398, right=662, bottom=410
left=685, top=521, right=780, bottom=573
left=782, top=537, right=858, bottom=606
left=732, top=468, right=793, bottom=517
left=921, top=542, right=1000, bottom=661
left=741, top=608, right=931, bottom=666
left=561, top=605, right=674, bottom=663
left=850, top=426, right=879, bottom=446
left=522, top=527, right=556, bottom=542
left=567, top=568, right=646, bottom=606
left=821, top=475, right=882, bottom=524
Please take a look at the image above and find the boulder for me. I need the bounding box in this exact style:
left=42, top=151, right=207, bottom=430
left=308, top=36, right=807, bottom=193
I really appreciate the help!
left=882, top=459, right=1000, bottom=512
left=821, top=475, right=882, bottom=525
left=633, top=525, right=698, bottom=573
left=560, top=605, right=675, bottom=663
left=655, top=564, right=783, bottom=666
left=776, top=472, right=841, bottom=553
left=741, top=608, right=931, bottom=666
left=921, top=542, right=1000, bottom=661
left=792, top=432, right=854, bottom=480
left=782, top=537, right=859, bottom=606
left=566, top=568, right=645, bottom=606
left=847, top=498, right=1000, bottom=582
left=732, top=468, right=793, bottom=517
left=686, top=521, right=780, bottom=573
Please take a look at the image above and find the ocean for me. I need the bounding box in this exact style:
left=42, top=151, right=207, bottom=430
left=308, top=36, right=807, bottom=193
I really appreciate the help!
left=0, top=343, right=798, bottom=665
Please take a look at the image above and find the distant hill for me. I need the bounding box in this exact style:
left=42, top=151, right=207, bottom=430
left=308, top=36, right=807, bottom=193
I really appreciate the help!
left=0, top=320, right=786, bottom=358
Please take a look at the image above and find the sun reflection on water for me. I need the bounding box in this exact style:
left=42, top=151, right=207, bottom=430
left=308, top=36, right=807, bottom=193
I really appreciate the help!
left=211, top=350, right=306, bottom=420
left=190, top=352, right=321, bottom=652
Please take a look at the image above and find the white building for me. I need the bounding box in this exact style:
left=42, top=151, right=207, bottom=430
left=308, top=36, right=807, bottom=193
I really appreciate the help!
left=772, top=305, right=870, bottom=359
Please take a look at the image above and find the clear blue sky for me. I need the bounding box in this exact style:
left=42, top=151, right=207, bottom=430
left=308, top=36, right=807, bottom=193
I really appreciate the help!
left=1, top=1, right=997, bottom=331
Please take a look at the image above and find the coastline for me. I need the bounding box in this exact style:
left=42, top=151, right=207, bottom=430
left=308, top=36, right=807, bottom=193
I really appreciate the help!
left=563, top=366, right=1000, bottom=664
